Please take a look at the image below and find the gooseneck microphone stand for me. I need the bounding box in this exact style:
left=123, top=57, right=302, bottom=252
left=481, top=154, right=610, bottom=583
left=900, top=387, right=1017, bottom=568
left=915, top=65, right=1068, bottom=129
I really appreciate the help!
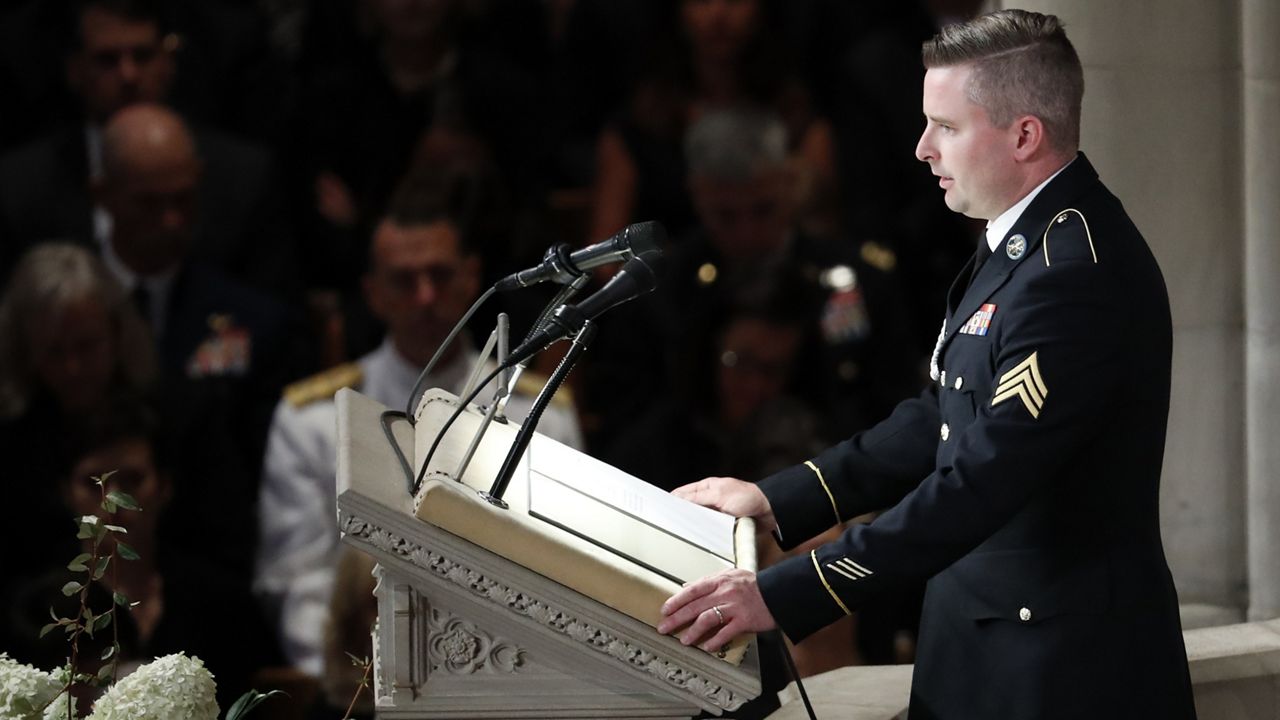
left=479, top=320, right=598, bottom=508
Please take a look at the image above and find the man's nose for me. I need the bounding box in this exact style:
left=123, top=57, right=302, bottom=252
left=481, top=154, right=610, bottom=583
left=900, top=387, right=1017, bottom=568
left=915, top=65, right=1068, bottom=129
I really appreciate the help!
left=412, top=276, right=439, bottom=306
left=118, top=54, right=140, bottom=84
left=915, top=129, right=934, bottom=164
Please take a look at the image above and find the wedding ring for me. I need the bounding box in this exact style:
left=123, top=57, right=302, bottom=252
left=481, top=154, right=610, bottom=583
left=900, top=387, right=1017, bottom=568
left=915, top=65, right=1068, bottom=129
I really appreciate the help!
left=712, top=605, right=725, bottom=626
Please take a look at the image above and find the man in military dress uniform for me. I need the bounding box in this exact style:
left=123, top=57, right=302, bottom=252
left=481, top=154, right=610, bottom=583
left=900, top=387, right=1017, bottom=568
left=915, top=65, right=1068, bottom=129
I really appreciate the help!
left=659, top=10, right=1196, bottom=719
left=255, top=197, right=583, bottom=676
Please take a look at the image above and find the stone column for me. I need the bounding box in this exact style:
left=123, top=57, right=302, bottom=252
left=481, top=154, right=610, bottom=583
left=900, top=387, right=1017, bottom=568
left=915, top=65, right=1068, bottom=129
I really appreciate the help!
left=1012, top=0, right=1247, bottom=621
left=1243, top=0, right=1280, bottom=622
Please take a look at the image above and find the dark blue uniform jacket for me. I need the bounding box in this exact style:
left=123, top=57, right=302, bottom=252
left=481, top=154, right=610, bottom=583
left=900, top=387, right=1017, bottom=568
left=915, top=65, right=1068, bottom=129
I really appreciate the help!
left=756, top=154, right=1196, bottom=720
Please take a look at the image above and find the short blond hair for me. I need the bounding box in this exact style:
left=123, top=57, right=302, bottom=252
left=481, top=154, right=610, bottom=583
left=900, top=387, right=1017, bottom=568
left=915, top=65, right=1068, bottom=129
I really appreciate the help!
left=923, top=9, right=1083, bottom=153
left=0, top=243, right=155, bottom=417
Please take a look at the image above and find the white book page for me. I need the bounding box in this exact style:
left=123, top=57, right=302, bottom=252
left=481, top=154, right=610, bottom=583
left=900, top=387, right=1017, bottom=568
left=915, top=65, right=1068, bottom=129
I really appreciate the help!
left=527, top=438, right=737, bottom=562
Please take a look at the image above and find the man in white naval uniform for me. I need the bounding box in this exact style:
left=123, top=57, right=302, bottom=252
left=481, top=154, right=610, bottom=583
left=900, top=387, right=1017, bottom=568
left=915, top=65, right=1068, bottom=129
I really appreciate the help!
left=255, top=200, right=584, bottom=676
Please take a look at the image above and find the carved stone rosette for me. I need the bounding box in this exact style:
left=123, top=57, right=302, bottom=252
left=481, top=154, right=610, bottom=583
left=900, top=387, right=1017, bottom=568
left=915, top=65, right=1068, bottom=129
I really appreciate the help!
left=427, top=606, right=525, bottom=674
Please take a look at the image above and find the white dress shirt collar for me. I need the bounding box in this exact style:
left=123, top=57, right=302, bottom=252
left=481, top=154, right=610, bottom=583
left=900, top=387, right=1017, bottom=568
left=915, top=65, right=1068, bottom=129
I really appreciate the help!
left=985, top=158, right=1075, bottom=253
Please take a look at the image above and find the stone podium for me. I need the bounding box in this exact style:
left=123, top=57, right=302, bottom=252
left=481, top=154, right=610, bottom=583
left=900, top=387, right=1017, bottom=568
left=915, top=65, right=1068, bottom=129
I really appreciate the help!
left=334, top=387, right=762, bottom=718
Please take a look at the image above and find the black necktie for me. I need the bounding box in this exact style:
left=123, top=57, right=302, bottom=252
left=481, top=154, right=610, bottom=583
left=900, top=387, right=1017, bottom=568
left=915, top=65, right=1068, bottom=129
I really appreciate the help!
left=968, top=241, right=991, bottom=289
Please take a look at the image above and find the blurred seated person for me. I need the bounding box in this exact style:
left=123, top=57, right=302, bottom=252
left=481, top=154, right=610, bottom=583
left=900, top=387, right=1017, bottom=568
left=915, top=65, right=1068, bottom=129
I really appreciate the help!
left=0, top=242, right=154, bottom=586
left=0, top=0, right=286, bottom=150
left=605, top=283, right=822, bottom=490
left=605, top=287, right=853, bottom=718
left=0, top=0, right=295, bottom=297
left=93, top=102, right=307, bottom=582
left=255, top=179, right=584, bottom=678
left=830, top=0, right=984, bottom=357
left=583, top=106, right=918, bottom=452
left=588, top=0, right=838, bottom=245
left=3, top=396, right=275, bottom=711
left=287, top=0, right=549, bottom=295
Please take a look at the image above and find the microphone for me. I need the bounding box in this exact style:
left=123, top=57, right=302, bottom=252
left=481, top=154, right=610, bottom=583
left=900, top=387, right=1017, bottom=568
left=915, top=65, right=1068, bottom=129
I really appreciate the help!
left=503, top=252, right=661, bottom=367
left=494, top=221, right=665, bottom=292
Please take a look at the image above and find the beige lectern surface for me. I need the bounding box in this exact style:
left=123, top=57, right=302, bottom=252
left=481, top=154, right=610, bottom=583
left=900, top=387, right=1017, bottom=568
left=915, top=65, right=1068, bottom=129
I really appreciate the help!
left=350, top=387, right=757, bottom=665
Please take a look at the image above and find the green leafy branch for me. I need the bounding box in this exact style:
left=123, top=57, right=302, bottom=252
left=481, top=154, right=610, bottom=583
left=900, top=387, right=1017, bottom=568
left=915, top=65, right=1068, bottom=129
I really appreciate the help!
left=36, top=472, right=141, bottom=717
left=22, top=470, right=289, bottom=719
left=341, top=652, right=374, bottom=720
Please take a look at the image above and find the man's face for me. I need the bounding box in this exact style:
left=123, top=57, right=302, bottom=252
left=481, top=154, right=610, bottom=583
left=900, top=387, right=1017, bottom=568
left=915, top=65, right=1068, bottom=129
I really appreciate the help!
left=99, top=155, right=200, bottom=276
left=65, top=438, right=169, bottom=540
left=364, top=219, right=479, bottom=365
left=368, top=0, right=456, bottom=42
left=67, top=6, right=173, bottom=123
left=915, top=64, right=1020, bottom=221
left=692, top=171, right=792, bottom=262
left=681, top=0, right=758, bottom=63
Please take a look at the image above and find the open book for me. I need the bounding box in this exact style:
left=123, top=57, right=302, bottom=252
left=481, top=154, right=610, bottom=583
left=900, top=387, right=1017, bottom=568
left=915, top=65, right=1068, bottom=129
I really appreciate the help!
left=409, top=388, right=756, bottom=664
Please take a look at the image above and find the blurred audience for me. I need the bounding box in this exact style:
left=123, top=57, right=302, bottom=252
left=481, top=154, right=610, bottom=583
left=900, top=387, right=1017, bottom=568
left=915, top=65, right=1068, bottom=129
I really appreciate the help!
left=0, top=0, right=286, bottom=151
left=0, top=243, right=155, bottom=585
left=255, top=179, right=583, bottom=679
left=95, top=102, right=307, bottom=582
left=286, top=0, right=550, bottom=298
left=828, top=0, right=984, bottom=356
left=0, top=0, right=296, bottom=299
left=586, top=106, right=918, bottom=453
left=0, top=0, right=992, bottom=686
left=589, top=0, right=839, bottom=246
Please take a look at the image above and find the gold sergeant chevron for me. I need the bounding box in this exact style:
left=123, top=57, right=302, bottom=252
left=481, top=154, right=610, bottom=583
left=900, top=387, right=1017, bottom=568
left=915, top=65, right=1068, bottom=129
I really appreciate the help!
left=991, top=351, right=1048, bottom=419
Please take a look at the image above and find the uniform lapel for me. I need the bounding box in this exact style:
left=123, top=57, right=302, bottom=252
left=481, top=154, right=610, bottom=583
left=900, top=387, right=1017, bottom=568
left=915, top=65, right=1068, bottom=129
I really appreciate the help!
left=938, top=153, right=1100, bottom=355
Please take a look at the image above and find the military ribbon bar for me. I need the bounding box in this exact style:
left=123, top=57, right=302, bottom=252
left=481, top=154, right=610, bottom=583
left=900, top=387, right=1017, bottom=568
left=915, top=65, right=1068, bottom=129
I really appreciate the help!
left=959, top=303, right=997, bottom=336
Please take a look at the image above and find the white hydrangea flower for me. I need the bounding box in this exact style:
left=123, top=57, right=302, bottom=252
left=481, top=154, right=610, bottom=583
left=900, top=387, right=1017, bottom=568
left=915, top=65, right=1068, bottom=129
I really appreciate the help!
left=88, top=653, right=218, bottom=720
left=0, top=653, right=68, bottom=720
left=40, top=691, right=74, bottom=720
left=40, top=667, right=75, bottom=720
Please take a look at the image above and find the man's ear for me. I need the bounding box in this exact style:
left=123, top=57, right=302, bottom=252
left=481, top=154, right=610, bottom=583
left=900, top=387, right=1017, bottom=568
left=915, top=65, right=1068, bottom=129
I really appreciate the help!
left=1011, top=114, right=1047, bottom=161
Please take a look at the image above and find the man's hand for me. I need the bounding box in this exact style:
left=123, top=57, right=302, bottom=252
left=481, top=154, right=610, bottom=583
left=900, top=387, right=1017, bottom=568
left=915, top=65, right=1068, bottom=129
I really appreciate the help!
left=672, top=476, right=776, bottom=534
left=657, top=568, right=777, bottom=651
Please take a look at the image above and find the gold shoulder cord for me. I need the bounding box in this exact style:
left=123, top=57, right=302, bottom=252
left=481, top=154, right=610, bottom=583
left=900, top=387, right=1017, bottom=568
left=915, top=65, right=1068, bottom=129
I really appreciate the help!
left=1042, top=208, right=1098, bottom=267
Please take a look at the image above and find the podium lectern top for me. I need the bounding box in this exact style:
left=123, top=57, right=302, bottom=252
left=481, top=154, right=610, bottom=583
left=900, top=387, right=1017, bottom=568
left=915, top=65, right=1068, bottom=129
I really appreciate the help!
left=336, top=387, right=762, bottom=717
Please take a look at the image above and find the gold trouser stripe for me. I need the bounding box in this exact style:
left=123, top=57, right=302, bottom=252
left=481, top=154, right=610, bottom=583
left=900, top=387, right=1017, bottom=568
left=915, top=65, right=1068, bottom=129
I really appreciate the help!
left=805, top=460, right=841, bottom=525
left=811, top=550, right=852, bottom=616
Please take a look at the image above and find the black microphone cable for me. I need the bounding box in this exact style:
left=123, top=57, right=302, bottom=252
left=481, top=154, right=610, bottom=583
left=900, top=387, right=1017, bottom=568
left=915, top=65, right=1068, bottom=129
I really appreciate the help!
left=403, top=284, right=497, bottom=421
left=773, top=629, right=819, bottom=720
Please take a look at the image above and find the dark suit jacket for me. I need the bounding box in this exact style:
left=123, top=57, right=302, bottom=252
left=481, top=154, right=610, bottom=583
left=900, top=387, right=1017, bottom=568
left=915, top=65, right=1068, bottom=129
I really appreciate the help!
left=0, top=123, right=297, bottom=299
left=755, top=154, right=1196, bottom=719
left=156, top=263, right=308, bottom=583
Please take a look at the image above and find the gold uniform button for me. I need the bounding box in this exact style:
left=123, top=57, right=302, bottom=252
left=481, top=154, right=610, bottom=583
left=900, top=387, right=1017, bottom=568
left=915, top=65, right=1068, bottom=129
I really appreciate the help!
left=1019, top=607, right=1032, bottom=622
left=940, top=423, right=951, bottom=441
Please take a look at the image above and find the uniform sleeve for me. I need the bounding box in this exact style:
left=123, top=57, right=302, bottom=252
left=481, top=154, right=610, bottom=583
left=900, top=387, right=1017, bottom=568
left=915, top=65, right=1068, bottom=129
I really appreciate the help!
left=758, top=384, right=941, bottom=550
left=760, top=256, right=1126, bottom=642
left=254, top=399, right=340, bottom=676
